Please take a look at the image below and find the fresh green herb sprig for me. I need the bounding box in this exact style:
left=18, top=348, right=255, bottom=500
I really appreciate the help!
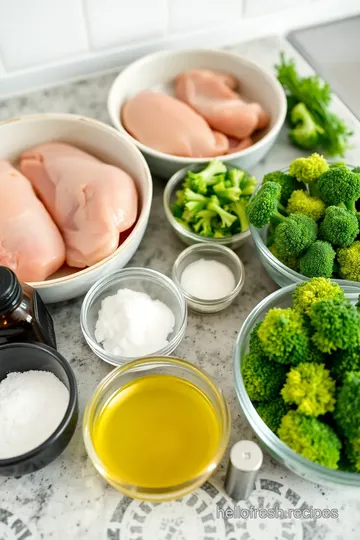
left=171, top=160, right=257, bottom=238
left=275, top=53, right=352, bottom=157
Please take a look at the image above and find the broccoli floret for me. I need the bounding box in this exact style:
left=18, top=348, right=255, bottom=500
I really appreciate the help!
left=287, top=190, right=325, bottom=221
left=338, top=242, right=360, bottom=282
left=320, top=206, right=359, bottom=248
left=289, top=103, right=325, bottom=149
left=249, top=321, right=266, bottom=357
left=278, top=410, right=341, bottom=469
left=174, top=217, right=191, bottom=230
left=274, top=214, right=318, bottom=257
left=281, top=362, right=336, bottom=417
left=226, top=168, right=245, bottom=189
left=306, top=347, right=327, bottom=364
left=289, top=153, right=329, bottom=186
left=229, top=200, right=249, bottom=232
left=317, top=166, right=360, bottom=212
left=344, top=439, right=360, bottom=472
left=299, top=240, right=336, bottom=278
left=247, top=182, right=286, bottom=228
left=352, top=166, right=360, bottom=174
left=213, top=181, right=241, bottom=202
left=292, top=278, right=345, bottom=316
left=242, top=352, right=287, bottom=401
left=187, top=160, right=226, bottom=194
left=256, top=398, right=289, bottom=434
left=269, top=243, right=300, bottom=271
left=183, top=188, right=208, bottom=204
left=262, top=171, right=304, bottom=206
left=206, top=195, right=237, bottom=228
left=334, top=371, right=360, bottom=440
left=257, top=307, right=309, bottom=365
left=193, top=209, right=217, bottom=236
left=310, top=297, right=360, bottom=353
left=331, top=348, right=360, bottom=381
left=239, top=174, right=258, bottom=196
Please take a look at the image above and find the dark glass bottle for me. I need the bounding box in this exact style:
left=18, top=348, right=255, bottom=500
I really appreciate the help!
left=0, top=266, right=56, bottom=349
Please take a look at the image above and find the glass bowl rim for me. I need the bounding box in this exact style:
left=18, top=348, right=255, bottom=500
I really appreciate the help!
left=163, top=163, right=252, bottom=245
left=233, top=283, right=360, bottom=486
left=83, top=355, right=231, bottom=500
left=80, top=267, right=188, bottom=364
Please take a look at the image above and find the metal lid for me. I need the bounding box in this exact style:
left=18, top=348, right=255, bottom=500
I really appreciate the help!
left=224, top=440, right=263, bottom=501
left=0, top=266, right=22, bottom=315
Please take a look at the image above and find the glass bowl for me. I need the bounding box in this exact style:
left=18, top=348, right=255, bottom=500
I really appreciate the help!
left=172, top=243, right=245, bottom=313
left=80, top=268, right=187, bottom=365
left=233, top=284, right=360, bottom=487
left=83, top=356, right=231, bottom=501
left=249, top=164, right=360, bottom=288
left=163, top=163, right=251, bottom=249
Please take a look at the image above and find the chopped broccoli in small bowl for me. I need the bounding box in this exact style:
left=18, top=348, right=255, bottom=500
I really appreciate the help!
left=164, top=160, right=257, bottom=249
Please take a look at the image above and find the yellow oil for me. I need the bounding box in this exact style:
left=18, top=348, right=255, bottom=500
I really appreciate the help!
left=92, top=374, right=221, bottom=488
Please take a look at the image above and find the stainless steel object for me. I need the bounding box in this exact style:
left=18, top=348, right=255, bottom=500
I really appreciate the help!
left=224, top=440, right=263, bottom=501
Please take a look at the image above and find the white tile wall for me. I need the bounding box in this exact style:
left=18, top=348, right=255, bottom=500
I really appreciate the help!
left=85, top=0, right=167, bottom=50
left=0, top=0, right=359, bottom=98
left=169, top=0, right=244, bottom=33
left=0, top=0, right=88, bottom=70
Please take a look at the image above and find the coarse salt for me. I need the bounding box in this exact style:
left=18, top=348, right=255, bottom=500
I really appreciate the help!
left=0, top=370, right=69, bottom=459
left=94, top=288, right=175, bottom=357
left=180, top=258, right=235, bottom=300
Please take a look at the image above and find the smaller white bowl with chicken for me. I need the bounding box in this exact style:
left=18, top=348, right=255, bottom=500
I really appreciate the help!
left=108, top=49, right=287, bottom=178
left=0, top=114, right=152, bottom=303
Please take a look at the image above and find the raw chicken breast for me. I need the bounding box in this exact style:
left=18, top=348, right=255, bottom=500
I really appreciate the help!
left=122, top=90, right=229, bottom=157
left=176, top=70, right=270, bottom=140
left=0, top=160, right=65, bottom=282
left=20, top=143, right=138, bottom=269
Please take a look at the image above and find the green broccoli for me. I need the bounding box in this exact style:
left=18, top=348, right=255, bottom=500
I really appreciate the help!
left=274, top=214, right=318, bottom=257
left=317, top=166, right=360, bottom=212
left=213, top=181, right=241, bottom=202
left=249, top=322, right=266, bottom=357
left=229, top=200, right=249, bottom=232
left=331, top=348, right=360, bottom=381
left=187, top=160, right=226, bottom=194
left=207, top=195, right=237, bottom=228
left=338, top=242, right=360, bottom=282
left=289, top=153, right=329, bottom=190
left=281, top=362, right=336, bottom=417
left=257, top=307, right=309, bottom=365
left=352, top=166, right=360, bottom=174
left=292, top=278, right=345, bottom=316
left=306, top=347, right=327, bottom=365
left=310, top=297, right=360, bottom=353
left=344, top=439, right=360, bottom=472
left=174, top=217, right=191, bottom=230
left=278, top=410, right=341, bottom=469
left=262, top=170, right=304, bottom=206
left=269, top=243, right=300, bottom=271
left=334, top=371, right=360, bottom=440
left=320, top=206, right=359, bottom=248
left=256, top=398, right=289, bottom=434
left=299, top=240, right=336, bottom=278
left=289, top=102, right=325, bottom=149
left=242, top=352, right=287, bottom=401
left=226, top=168, right=245, bottom=189
left=193, top=209, right=217, bottom=236
left=286, top=190, right=325, bottom=221
left=247, top=182, right=286, bottom=228
left=239, top=174, right=258, bottom=196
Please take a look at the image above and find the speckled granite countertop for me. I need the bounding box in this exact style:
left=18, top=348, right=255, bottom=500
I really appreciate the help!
left=1, top=36, right=360, bottom=540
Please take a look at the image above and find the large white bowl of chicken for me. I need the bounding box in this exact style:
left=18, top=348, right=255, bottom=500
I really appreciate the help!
left=0, top=113, right=152, bottom=303
left=107, top=49, right=287, bottom=178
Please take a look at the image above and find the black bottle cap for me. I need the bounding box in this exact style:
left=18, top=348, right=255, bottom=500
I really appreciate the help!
left=0, top=266, right=22, bottom=315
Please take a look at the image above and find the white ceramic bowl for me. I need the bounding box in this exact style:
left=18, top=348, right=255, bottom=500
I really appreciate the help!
left=0, top=113, right=153, bottom=303
left=108, top=49, right=287, bottom=178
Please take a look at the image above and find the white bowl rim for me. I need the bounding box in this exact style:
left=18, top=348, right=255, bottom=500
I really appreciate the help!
left=107, top=48, right=287, bottom=163
left=0, top=113, right=153, bottom=288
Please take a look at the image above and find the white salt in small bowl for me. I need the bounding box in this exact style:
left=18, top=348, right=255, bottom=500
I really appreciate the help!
left=172, top=244, right=245, bottom=313
left=80, top=268, right=187, bottom=366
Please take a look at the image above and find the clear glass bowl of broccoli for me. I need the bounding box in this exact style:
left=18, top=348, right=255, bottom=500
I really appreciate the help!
left=234, top=279, right=360, bottom=486
left=248, top=155, right=360, bottom=287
